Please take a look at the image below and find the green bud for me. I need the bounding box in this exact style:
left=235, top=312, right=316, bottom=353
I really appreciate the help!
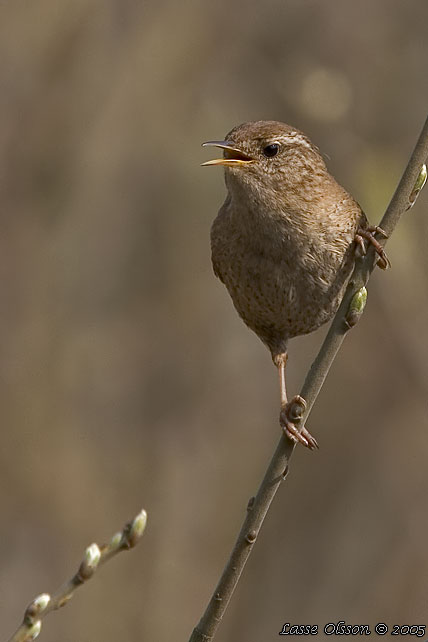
left=414, top=163, right=427, bottom=192
left=33, top=594, right=50, bottom=612
left=109, top=531, right=123, bottom=551
left=84, top=543, right=101, bottom=569
left=78, top=543, right=101, bottom=580
left=129, top=509, right=148, bottom=547
left=26, top=621, right=42, bottom=641
left=408, top=164, right=427, bottom=209
left=345, top=287, right=367, bottom=328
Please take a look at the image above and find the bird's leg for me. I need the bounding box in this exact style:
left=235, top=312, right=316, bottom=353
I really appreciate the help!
left=355, top=225, right=390, bottom=269
left=275, top=353, right=319, bottom=450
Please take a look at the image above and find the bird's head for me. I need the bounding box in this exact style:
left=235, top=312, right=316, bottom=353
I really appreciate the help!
left=202, top=120, right=327, bottom=201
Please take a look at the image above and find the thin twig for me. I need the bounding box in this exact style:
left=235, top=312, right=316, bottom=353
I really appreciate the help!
left=189, top=115, right=428, bottom=642
left=7, top=509, right=147, bottom=642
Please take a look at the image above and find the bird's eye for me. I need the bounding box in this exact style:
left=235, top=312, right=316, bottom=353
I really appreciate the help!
left=263, top=143, right=280, bottom=158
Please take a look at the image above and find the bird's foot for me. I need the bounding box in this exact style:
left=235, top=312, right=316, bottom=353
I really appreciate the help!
left=355, top=226, right=390, bottom=270
left=279, top=395, right=319, bottom=450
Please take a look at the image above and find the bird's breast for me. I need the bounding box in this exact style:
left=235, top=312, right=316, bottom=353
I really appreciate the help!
left=211, top=205, right=356, bottom=352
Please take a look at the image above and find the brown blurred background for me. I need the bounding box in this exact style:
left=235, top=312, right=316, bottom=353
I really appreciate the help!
left=1, top=1, right=428, bottom=640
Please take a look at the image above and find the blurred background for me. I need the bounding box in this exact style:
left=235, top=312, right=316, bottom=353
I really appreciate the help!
left=1, top=1, right=428, bottom=640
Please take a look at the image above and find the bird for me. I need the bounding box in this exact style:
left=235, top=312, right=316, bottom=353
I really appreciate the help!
left=202, top=120, right=388, bottom=450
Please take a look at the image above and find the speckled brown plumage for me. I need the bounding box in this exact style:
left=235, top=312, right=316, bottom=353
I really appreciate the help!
left=203, top=121, right=385, bottom=449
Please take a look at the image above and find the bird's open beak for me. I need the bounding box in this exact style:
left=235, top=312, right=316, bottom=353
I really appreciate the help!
left=201, top=141, right=253, bottom=167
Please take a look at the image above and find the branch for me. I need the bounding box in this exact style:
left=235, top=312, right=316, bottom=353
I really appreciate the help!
left=7, top=509, right=147, bottom=642
left=189, top=115, right=428, bottom=642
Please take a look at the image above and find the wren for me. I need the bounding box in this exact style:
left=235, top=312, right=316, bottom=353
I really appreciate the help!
left=203, top=121, right=388, bottom=449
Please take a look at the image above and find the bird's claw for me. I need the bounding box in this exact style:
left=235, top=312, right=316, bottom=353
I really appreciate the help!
left=355, top=226, right=390, bottom=270
left=279, top=395, right=319, bottom=450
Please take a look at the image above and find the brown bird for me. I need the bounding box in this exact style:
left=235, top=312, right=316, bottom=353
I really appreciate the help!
left=203, top=120, right=388, bottom=449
